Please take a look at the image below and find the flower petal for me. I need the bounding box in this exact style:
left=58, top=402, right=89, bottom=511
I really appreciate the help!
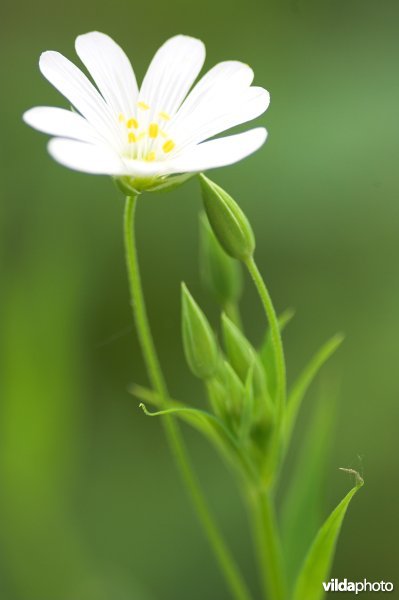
left=164, top=128, right=267, bottom=174
left=75, top=31, right=139, bottom=117
left=175, top=61, right=255, bottom=123
left=173, top=86, right=270, bottom=151
left=39, top=51, right=120, bottom=150
left=138, top=35, right=205, bottom=120
left=23, top=106, right=97, bottom=142
left=165, top=61, right=268, bottom=149
left=48, top=138, right=126, bottom=174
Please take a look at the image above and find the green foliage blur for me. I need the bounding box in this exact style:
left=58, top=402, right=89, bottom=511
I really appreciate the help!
left=1, top=0, right=399, bottom=598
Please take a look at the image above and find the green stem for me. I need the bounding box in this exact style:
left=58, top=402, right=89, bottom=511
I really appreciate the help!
left=244, top=256, right=286, bottom=421
left=248, top=488, right=286, bottom=600
left=124, top=195, right=252, bottom=600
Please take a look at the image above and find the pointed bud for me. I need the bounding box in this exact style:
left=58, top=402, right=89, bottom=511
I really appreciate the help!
left=181, top=283, right=219, bottom=380
left=199, top=213, right=243, bottom=306
left=221, top=313, right=266, bottom=397
left=199, top=174, right=255, bottom=261
left=222, top=360, right=245, bottom=411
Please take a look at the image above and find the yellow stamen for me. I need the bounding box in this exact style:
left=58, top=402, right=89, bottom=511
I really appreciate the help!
left=137, top=132, right=146, bottom=141
left=146, top=151, right=156, bottom=162
left=127, top=118, right=139, bottom=129
left=163, top=140, right=175, bottom=154
left=118, top=114, right=125, bottom=122
left=138, top=101, right=150, bottom=110
left=128, top=132, right=137, bottom=143
left=159, top=111, right=171, bottom=121
left=148, top=123, right=159, bottom=138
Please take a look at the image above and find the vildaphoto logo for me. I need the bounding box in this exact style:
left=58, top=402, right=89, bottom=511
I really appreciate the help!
left=323, top=579, right=394, bottom=594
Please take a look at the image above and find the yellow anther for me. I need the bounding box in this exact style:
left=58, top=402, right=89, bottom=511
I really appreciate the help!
left=128, top=132, right=137, bottom=143
left=118, top=114, right=125, bottom=122
left=163, top=140, right=175, bottom=154
left=138, top=101, right=150, bottom=110
left=127, top=118, right=139, bottom=129
left=146, top=151, right=156, bottom=162
left=148, top=123, right=159, bottom=139
left=159, top=111, right=171, bottom=121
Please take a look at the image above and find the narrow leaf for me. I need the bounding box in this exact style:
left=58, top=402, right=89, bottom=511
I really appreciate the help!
left=285, top=334, right=344, bottom=446
left=131, top=385, right=257, bottom=480
left=293, top=473, right=364, bottom=600
left=259, top=308, right=295, bottom=399
left=280, top=387, right=337, bottom=586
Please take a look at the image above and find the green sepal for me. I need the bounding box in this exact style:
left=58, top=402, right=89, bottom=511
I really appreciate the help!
left=221, top=360, right=246, bottom=413
left=181, top=283, right=219, bottom=380
left=199, top=174, right=255, bottom=261
left=221, top=313, right=267, bottom=402
left=239, top=367, right=255, bottom=442
left=114, top=173, right=194, bottom=195
left=199, top=213, right=243, bottom=307
left=293, top=472, right=364, bottom=600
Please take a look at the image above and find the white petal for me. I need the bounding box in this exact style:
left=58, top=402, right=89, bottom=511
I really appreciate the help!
left=164, top=128, right=267, bottom=174
left=173, top=86, right=270, bottom=150
left=175, top=61, right=255, bottom=123
left=23, top=106, right=97, bottom=142
left=138, top=35, right=205, bottom=120
left=75, top=31, right=138, bottom=117
left=39, top=51, right=120, bottom=150
left=48, top=138, right=126, bottom=174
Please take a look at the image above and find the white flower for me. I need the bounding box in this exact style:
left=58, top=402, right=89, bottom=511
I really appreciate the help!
left=23, top=32, right=269, bottom=191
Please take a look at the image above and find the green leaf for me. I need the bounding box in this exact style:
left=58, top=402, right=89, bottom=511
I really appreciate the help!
left=285, top=334, right=344, bottom=446
left=280, top=389, right=337, bottom=587
left=181, top=283, right=219, bottom=380
left=259, top=308, right=295, bottom=399
left=199, top=174, right=255, bottom=261
left=131, top=385, right=257, bottom=481
left=293, top=472, right=364, bottom=600
left=199, top=213, right=243, bottom=307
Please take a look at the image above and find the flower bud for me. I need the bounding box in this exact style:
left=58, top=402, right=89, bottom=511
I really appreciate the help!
left=199, top=174, right=255, bottom=261
left=221, top=313, right=266, bottom=397
left=181, top=283, right=219, bottom=380
left=199, top=213, right=243, bottom=306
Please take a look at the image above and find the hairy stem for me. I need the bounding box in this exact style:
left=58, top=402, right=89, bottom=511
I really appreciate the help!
left=124, top=195, right=252, bottom=600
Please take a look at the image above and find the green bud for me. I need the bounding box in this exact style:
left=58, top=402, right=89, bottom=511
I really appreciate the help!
left=199, top=213, right=243, bottom=306
left=181, top=283, right=219, bottom=380
left=240, top=367, right=255, bottom=441
left=221, top=314, right=266, bottom=397
left=199, top=174, right=255, bottom=261
left=222, top=360, right=245, bottom=411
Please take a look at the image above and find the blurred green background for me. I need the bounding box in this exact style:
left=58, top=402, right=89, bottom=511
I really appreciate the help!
left=1, top=0, right=399, bottom=598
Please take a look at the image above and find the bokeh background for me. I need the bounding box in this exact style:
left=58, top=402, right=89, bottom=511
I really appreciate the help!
left=1, top=0, right=399, bottom=598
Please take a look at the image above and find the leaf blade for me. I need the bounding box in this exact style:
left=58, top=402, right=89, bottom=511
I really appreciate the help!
left=280, top=389, right=337, bottom=587
left=285, top=334, right=344, bottom=447
left=293, top=475, right=364, bottom=600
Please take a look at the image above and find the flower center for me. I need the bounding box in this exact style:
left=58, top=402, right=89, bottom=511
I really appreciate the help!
left=118, top=102, right=176, bottom=162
